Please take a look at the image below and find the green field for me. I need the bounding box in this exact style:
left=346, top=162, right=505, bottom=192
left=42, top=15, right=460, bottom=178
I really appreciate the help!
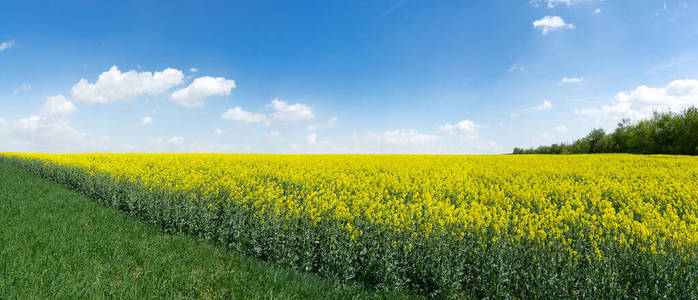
left=0, top=162, right=409, bottom=299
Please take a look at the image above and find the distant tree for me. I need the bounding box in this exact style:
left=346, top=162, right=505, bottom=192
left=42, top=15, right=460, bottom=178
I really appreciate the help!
left=512, top=106, right=698, bottom=155
left=597, top=134, right=616, bottom=153
left=586, top=129, right=605, bottom=153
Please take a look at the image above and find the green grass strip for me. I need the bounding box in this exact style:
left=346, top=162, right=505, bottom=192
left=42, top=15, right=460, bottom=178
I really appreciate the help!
left=0, top=162, right=410, bottom=299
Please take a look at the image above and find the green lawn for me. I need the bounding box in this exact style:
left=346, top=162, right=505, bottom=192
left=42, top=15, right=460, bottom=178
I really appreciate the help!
left=0, top=162, right=409, bottom=299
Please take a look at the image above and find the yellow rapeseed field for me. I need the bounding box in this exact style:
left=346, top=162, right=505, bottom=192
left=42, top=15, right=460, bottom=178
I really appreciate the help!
left=2, top=152, right=697, bottom=296
left=6, top=153, right=698, bottom=252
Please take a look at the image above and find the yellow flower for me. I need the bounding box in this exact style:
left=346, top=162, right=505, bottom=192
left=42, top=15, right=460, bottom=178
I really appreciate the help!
left=3, top=152, right=697, bottom=258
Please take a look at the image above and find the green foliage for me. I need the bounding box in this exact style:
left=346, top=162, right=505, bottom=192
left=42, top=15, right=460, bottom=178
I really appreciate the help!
left=2, top=156, right=697, bottom=298
left=513, top=106, right=698, bottom=155
left=0, top=162, right=406, bottom=299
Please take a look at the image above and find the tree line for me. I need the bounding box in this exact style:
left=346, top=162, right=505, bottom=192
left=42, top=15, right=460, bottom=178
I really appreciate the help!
left=513, top=107, right=698, bottom=155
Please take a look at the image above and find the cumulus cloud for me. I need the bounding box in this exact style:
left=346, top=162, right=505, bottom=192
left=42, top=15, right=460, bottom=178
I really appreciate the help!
left=575, top=79, right=698, bottom=122
left=0, top=40, right=14, bottom=51
left=345, top=128, right=500, bottom=154
left=215, top=128, right=224, bottom=135
left=554, top=125, right=568, bottom=132
left=14, top=83, right=31, bottom=93
left=533, top=16, right=575, bottom=35
left=593, top=8, right=601, bottom=14
left=71, top=66, right=184, bottom=104
left=561, top=77, right=583, bottom=83
left=189, top=68, right=198, bottom=73
left=140, top=116, right=153, bottom=125
left=0, top=91, right=116, bottom=152
left=306, top=133, right=318, bottom=144
left=221, top=100, right=315, bottom=125
left=0, top=115, right=113, bottom=153
left=39, top=95, right=77, bottom=118
left=0, top=116, right=81, bottom=148
left=221, top=107, right=268, bottom=123
left=170, top=76, right=236, bottom=108
left=438, top=120, right=482, bottom=140
left=368, top=129, right=438, bottom=145
left=533, top=100, right=553, bottom=111
left=269, top=99, right=315, bottom=122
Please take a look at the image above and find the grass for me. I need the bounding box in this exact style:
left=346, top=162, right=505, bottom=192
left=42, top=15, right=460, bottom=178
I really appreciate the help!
left=0, top=162, right=410, bottom=299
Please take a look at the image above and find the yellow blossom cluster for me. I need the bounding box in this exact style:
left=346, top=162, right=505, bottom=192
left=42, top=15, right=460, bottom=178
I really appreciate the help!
left=3, top=152, right=697, bottom=258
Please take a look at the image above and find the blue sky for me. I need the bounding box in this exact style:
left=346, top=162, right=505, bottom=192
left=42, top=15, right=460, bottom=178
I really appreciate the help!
left=1, top=0, right=697, bottom=153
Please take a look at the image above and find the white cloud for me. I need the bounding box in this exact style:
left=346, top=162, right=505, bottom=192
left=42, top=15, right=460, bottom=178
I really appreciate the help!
left=530, top=0, right=599, bottom=8
left=0, top=90, right=117, bottom=152
left=0, top=40, right=14, bottom=51
left=575, top=79, right=698, bottom=123
left=0, top=115, right=113, bottom=153
left=438, top=120, right=482, bottom=140
left=368, top=129, right=439, bottom=145
left=269, top=99, right=315, bottom=122
left=508, top=64, right=524, bottom=73
left=533, top=16, right=575, bottom=35
left=140, top=116, right=153, bottom=125
left=306, top=133, right=318, bottom=144
left=307, top=116, right=337, bottom=131
left=13, top=116, right=77, bottom=140
left=215, top=128, right=224, bottom=135
left=71, top=66, right=184, bottom=104
left=344, top=128, right=500, bottom=154
left=221, top=107, right=268, bottom=123
left=554, top=125, right=568, bottom=132
left=14, top=83, right=31, bottom=93
left=533, top=100, right=553, bottom=111
left=167, top=136, right=184, bottom=144
left=510, top=100, right=553, bottom=117
left=170, top=76, right=236, bottom=108
left=221, top=100, right=316, bottom=125
left=265, top=130, right=280, bottom=137
left=189, top=68, right=198, bottom=73
left=39, top=95, right=77, bottom=118
left=593, top=8, right=601, bottom=14
left=561, top=77, right=583, bottom=83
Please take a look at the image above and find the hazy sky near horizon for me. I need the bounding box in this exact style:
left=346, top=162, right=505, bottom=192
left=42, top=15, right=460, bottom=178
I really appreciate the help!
left=1, top=0, right=698, bottom=153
